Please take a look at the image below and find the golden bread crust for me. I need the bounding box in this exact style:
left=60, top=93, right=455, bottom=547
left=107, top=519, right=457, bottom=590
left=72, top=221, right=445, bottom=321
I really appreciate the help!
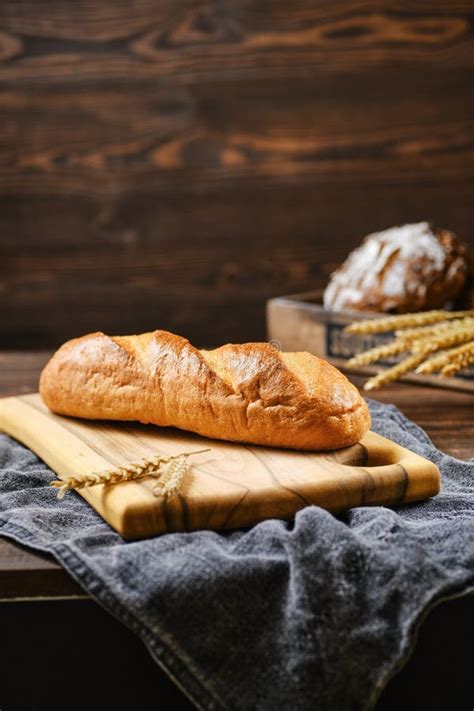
left=39, top=330, right=371, bottom=451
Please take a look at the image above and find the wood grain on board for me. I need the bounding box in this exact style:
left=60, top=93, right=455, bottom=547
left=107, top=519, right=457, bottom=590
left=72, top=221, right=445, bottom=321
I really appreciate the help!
left=0, top=393, right=440, bottom=539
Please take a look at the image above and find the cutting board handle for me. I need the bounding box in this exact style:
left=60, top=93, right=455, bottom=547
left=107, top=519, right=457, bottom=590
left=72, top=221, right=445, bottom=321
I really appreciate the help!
left=358, top=431, right=440, bottom=503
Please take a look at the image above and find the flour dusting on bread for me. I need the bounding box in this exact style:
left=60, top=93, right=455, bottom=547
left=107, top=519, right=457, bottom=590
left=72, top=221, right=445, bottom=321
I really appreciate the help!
left=324, top=222, right=468, bottom=314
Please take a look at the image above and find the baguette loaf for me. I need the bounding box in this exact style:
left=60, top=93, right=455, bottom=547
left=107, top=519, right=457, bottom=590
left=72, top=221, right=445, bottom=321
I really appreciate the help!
left=39, top=330, right=370, bottom=451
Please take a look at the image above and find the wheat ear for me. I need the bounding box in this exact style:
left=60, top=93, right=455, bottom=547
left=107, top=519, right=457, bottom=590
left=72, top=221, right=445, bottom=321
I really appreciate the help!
left=346, top=318, right=474, bottom=370
left=441, top=347, right=474, bottom=376
left=347, top=308, right=474, bottom=389
left=51, top=454, right=169, bottom=499
left=417, top=342, right=474, bottom=376
left=395, top=317, right=474, bottom=342
left=152, top=455, right=189, bottom=500
left=345, top=310, right=474, bottom=335
left=411, top=326, right=474, bottom=355
left=52, top=449, right=210, bottom=499
left=363, top=354, right=426, bottom=391
left=346, top=340, right=409, bottom=368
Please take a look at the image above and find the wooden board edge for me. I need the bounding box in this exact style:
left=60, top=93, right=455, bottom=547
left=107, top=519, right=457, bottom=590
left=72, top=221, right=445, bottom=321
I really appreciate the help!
left=0, top=395, right=442, bottom=540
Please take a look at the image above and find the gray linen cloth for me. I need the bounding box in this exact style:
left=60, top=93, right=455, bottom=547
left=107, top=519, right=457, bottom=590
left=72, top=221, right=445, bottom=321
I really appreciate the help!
left=0, top=400, right=473, bottom=711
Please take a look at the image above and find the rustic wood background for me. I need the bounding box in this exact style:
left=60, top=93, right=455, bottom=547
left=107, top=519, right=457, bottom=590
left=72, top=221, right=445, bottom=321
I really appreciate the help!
left=0, top=1, right=473, bottom=348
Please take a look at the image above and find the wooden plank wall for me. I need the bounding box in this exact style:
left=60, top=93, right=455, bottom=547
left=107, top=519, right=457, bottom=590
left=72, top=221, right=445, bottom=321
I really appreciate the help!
left=0, top=1, right=472, bottom=348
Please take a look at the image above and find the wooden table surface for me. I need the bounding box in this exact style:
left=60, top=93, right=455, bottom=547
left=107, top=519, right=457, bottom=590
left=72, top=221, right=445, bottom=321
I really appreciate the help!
left=1, top=351, right=472, bottom=601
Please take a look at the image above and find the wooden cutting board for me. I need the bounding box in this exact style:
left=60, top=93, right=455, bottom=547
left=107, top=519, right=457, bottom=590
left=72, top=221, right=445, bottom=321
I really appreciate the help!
left=0, top=394, right=440, bottom=540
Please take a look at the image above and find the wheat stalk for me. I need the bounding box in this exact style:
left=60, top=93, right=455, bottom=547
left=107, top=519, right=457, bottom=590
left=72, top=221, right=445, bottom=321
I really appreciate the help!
left=345, top=309, right=474, bottom=390
left=411, top=326, right=474, bottom=355
left=395, top=317, right=474, bottom=342
left=442, top=347, right=474, bottom=376
left=52, top=449, right=210, bottom=500
left=345, top=309, right=474, bottom=335
left=417, top=342, right=474, bottom=376
left=346, top=340, right=409, bottom=368
left=152, top=455, right=189, bottom=500
left=363, top=354, right=426, bottom=391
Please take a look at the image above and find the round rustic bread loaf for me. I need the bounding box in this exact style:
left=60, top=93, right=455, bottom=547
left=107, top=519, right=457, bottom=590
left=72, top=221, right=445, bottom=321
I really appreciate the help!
left=323, top=222, right=469, bottom=313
